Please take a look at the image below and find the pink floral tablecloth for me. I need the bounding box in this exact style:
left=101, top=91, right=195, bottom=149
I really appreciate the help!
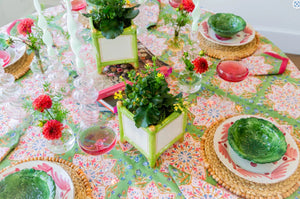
left=0, top=1, right=300, bottom=198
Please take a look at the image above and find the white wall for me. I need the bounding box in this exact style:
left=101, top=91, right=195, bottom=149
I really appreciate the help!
left=0, top=0, right=60, bottom=26
left=1, top=0, right=299, bottom=54
left=200, top=0, right=300, bottom=54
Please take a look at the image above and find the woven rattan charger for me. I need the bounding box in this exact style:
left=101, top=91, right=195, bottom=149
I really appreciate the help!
left=4, top=51, right=33, bottom=80
left=200, top=116, right=300, bottom=199
left=0, top=157, right=93, bottom=199
left=198, top=32, right=259, bottom=60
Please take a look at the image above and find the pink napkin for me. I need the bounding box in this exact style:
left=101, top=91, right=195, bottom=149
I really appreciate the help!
left=242, top=52, right=289, bottom=76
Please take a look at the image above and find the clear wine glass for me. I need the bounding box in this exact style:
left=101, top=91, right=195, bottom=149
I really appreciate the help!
left=216, top=60, right=249, bottom=97
left=77, top=125, right=116, bottom=173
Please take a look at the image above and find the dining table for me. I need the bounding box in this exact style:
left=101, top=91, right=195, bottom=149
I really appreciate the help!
left=0, top=0, right=300, bottom=198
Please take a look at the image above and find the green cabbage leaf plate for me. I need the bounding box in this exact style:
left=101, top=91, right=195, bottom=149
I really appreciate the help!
left=208, top=13, right=246, bottom=38
left=0, top=168, right=56, bottom=199
left=228, top=117, right=287, bottom=164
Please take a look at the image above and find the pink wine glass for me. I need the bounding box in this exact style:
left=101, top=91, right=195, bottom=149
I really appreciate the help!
left=77, top=125, right=116, bottom=172
left=216, top=60, right=249, bottom=97
left=71, top=0, right=87, bottom=11
left=169, top=0, right=182, bottom=8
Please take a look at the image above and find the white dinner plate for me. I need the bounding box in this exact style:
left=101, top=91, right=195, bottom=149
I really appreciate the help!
left=213, top=115, right=299, bottom=184
left=199, top=18, right=256, bottom=46
left=4, top=41, right=26, bottom=68
left=0, top=160, right=75, bottom=199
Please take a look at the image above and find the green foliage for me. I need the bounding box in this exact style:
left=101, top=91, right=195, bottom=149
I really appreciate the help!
left=119, top=57, right=183, bottom=128
left=182, top=52, right=194, bottom=71
left=25, top=26, right=44, bottom=55
left=161, top=7, right=191, bottom=37
left=84, top=0, right=140, bottom=39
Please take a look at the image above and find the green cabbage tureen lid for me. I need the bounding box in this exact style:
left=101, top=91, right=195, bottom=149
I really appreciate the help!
left=208, top=13, right=246, bottom=38
left=0, top=168, right=56, bottom=199
left=228, top=117, right=287, bottom=164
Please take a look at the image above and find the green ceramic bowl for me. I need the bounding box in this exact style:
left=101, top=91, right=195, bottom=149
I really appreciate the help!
left=228, top=117, right=287, bottom=164
left=208, top=13, right=246, bottom=38
left=0, top=168, right=56, bottom=199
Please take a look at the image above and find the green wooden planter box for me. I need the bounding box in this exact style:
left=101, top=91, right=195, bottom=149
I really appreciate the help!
left=90, top=18, right=139, bottom=73
left=118, top=103, right=187, bottom=167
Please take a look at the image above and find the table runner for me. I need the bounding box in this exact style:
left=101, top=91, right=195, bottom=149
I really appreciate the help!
left=0, top=0, right=299, bottom=198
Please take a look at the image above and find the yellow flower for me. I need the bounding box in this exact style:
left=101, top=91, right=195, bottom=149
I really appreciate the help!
left=119, top=76, right=124, bottom=81
left=174, top=103, right=183, bottom=112
left=114, top=90, right=123, bottom=100
left=157, top=73, right=163, bottom=78
left=174, top=106, right=178, bottom=111
left=136, top=98, right=139, bottom=101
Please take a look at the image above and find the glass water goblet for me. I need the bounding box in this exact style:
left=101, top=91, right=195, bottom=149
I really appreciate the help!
left=216, top=60, right=249, bottom=97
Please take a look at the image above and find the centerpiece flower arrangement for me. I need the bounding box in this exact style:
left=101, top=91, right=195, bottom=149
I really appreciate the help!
left=115, top=57, right=188, bottom=167
left=178, top=50, right=209, bottom=93
left=115, top=57, right=186, bottom=128
left=84, top=0, right=140, bottom=39
left=162, top=0, right=195, bottom=49
left=24, top=83, right=75, bottom=153
left=5, top=18, right=46, bottom=73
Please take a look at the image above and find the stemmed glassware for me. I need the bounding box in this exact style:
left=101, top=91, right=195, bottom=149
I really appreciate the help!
left=216, top=60, right=249, bottom=97
left=72, top=72, right=100, bottom=129
left=47, top=53, right=71, bottom=96
left=169, top=0, right=182, bottom=8
left=0, top=63, right=29, bottom=122
left=77, top=125, right=116, bottom=158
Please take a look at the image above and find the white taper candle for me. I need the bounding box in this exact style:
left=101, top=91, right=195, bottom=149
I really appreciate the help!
left=33, top=0, right=55, bottom=56
left=64, top=0, right=85, bottom=72
left=192, top=0, right=201, bottom=31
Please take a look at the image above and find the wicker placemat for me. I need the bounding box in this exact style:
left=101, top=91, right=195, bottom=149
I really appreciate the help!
left=4, top=52, right=33, bottom=80
left=198, top=33, right=259, bottom=60
left=0, top=157, right=93, bottom=199
left=200, top=116, right=300, bottom=199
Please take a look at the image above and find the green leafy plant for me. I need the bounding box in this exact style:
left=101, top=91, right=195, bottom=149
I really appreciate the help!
left=115, top=57, right=186, bottom=128
left=84, top=0, right=140, bottom=39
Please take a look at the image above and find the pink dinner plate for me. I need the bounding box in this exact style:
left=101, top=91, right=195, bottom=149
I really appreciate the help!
left=199, top=18, right=255, bottom=46
left=0, top=160, right=75, bottom=198
left=213, top=115, right=299, bottom=184
left=0, top=50, right=10, bottom=66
